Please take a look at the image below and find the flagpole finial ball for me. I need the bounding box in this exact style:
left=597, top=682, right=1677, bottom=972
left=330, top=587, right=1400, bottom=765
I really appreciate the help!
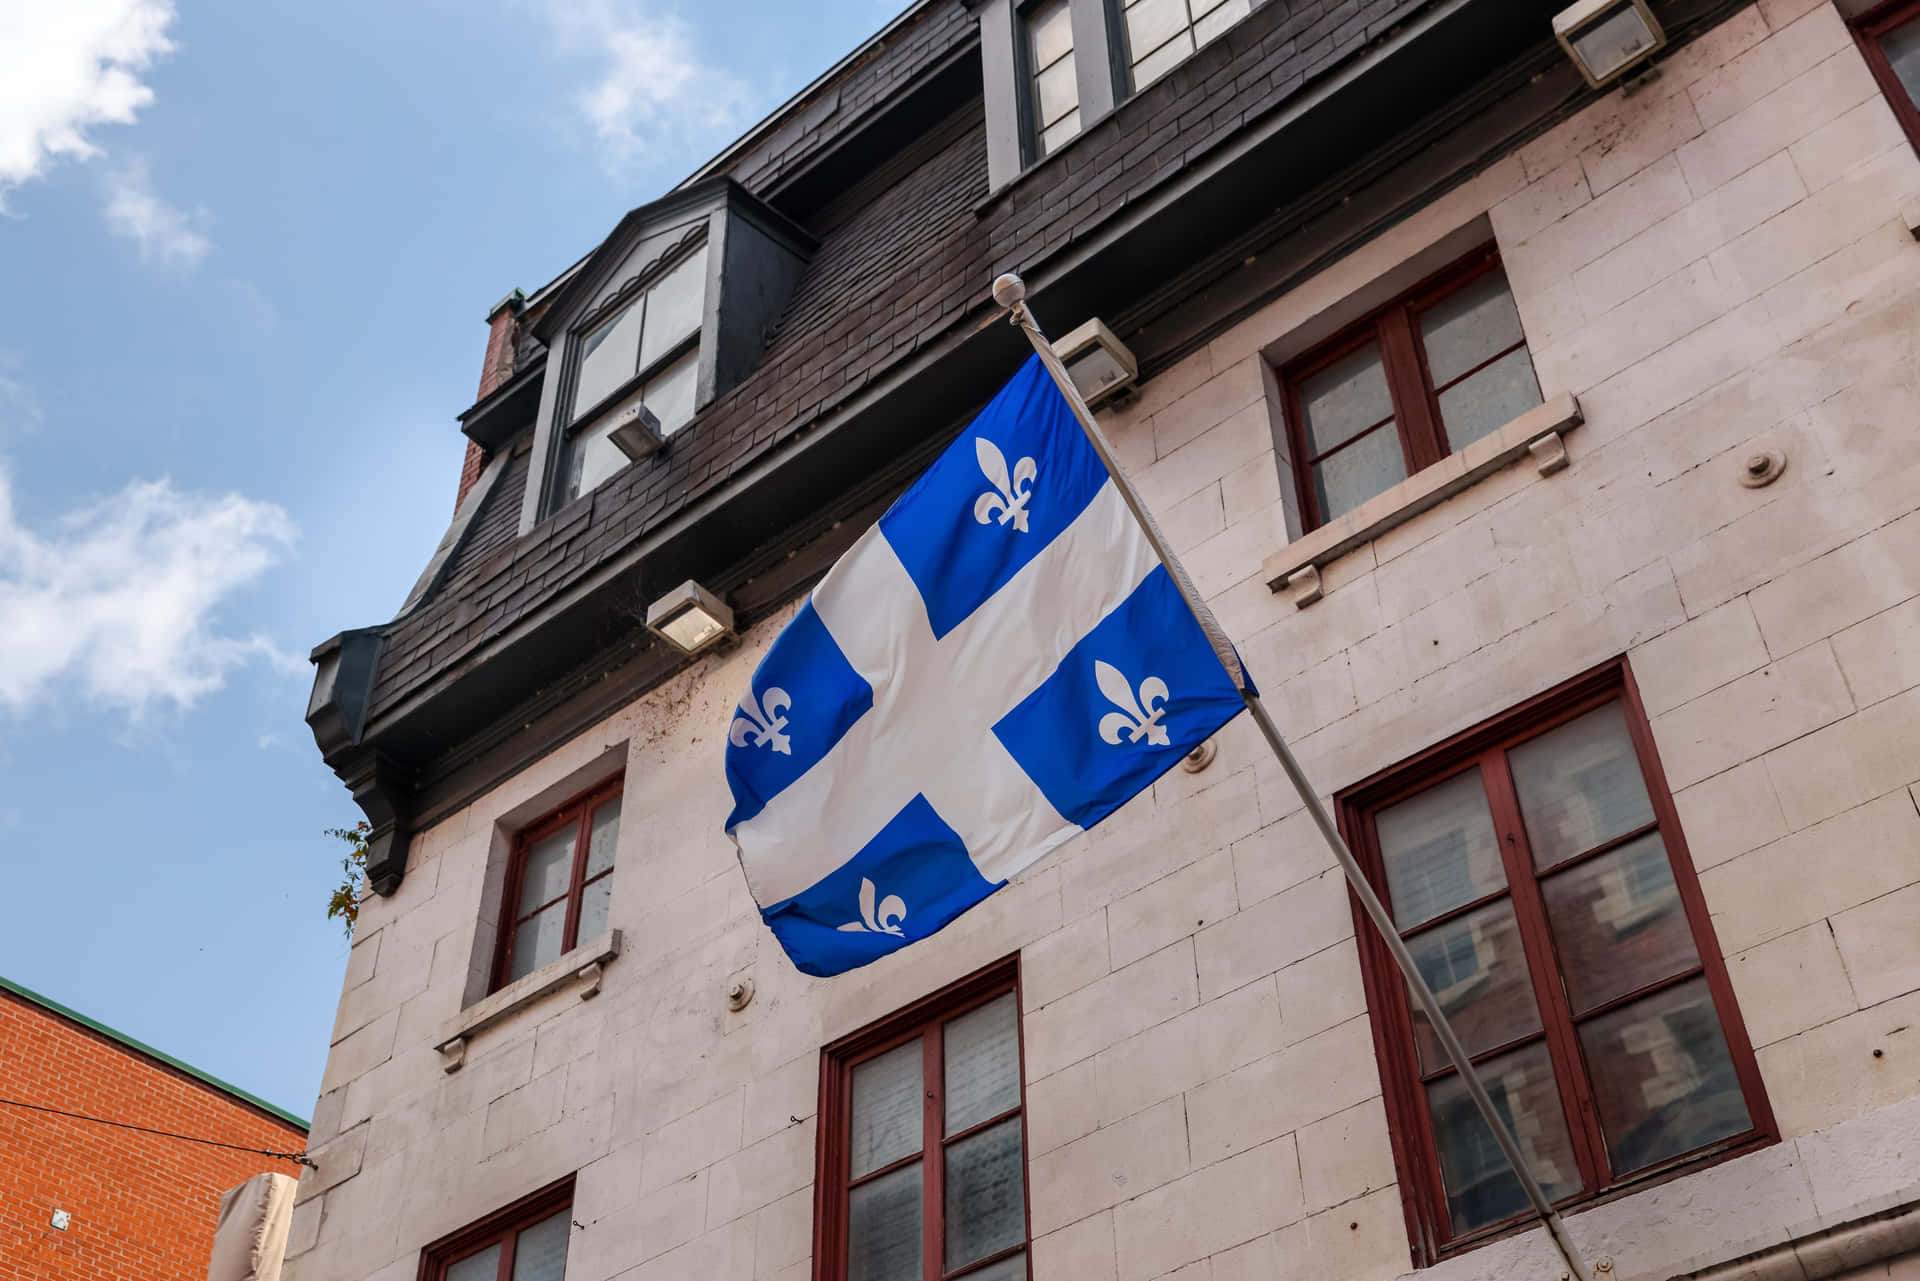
left=992, top=273, right=1026, bottom=309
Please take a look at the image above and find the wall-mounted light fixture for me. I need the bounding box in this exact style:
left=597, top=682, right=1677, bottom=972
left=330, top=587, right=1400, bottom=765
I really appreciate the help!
left=1054, top=318, right=1139, bottom=408
left=607, top=400, right=665, bottom=462
left=1553, top=0, right=1666, bottom=88
left=646, top=580, right=735, bottom=654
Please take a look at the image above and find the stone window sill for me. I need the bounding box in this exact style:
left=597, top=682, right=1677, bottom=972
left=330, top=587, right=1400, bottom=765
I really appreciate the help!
left=1261, top=393, right=1583, bottom=606
left=432, top=929, right=621, bottom=1072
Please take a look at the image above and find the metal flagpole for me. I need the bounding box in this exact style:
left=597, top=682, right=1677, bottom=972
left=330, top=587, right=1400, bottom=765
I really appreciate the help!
left=992, top=273, right=1591, bottom=1281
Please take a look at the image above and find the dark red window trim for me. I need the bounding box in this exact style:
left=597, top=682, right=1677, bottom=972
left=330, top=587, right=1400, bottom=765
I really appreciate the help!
left=813, top=956, right=1033, bottom=1281
left=1850, top=0, right=1920, bottom=153
left=416, top=1175, right=575, bottom=1281
left=490, top=775, right=624, bottom=994
left=1335, top=659, right=1777, bottom=1267
left=1277, top=245, right=1536, bottom=532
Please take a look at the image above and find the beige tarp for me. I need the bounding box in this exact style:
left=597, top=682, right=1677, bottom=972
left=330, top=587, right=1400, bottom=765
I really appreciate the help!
left=206, top=1171, right=297, bottom=1281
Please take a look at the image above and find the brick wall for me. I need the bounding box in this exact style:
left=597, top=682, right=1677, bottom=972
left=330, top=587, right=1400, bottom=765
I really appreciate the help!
left=0, top=989, right=308, bottom=1281
left=289, top=5, right=1920, bottom=1281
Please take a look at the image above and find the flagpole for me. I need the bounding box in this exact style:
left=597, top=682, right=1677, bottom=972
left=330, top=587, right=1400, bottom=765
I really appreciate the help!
left=992, top=273, right=1590, bottom=1281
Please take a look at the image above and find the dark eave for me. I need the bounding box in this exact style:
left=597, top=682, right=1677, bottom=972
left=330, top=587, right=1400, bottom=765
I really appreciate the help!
left=458, top=356, right=545, bottom=452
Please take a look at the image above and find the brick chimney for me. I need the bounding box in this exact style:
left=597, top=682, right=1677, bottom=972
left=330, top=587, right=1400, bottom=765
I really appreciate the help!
left=456, top=289, right=527, bottom=509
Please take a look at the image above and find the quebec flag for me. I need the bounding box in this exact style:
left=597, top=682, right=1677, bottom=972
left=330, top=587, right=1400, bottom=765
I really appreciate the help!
left=725, top=356, right=1247, bottom=976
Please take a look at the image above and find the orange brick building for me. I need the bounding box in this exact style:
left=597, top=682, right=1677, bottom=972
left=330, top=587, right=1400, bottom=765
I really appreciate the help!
left=0, top=977, right=309, bottom=1281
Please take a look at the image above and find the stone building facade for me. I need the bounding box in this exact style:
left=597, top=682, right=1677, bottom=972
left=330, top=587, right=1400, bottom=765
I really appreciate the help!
left=294, top=1, right=1920, bottom=1280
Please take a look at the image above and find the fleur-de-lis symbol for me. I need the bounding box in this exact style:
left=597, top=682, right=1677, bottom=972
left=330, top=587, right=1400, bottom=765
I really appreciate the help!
left=730, top=686, right=792, bottom=755
left=835, top=878, right=907, bottom=936
left=972, top=437, right=1038, bottom=533
left=1095, top=660, right=1171, bottom=748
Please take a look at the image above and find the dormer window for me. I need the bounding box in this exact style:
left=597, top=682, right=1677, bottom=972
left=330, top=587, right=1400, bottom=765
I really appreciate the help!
left=561, top=242, right=708, bottom=504
left=1121, top=0, right=1253, bottom=89
left=520, top=178, right=815, bottom=529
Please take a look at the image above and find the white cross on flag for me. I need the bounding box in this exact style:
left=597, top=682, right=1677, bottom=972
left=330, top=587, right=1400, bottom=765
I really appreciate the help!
left=724, top=356, right=1248, bottom=975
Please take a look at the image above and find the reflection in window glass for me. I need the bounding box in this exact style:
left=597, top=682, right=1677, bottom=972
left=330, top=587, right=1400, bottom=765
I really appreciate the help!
left=1580, top=978, right=1749, bottom=1176
left=1376, top=768, right=1506, bottom=928
left=1405, top=900, right=1540, bottom=1072
left=511, top=1210, right=571, bottom=1281
left=1886, top=18, right=1920, bottom=106
left=848, top=1164, right=922, bottom=1281
left=1541, top=832, right=1697, bottom=1015
left=1509, top=702, right=1656, bottom=870
left=1426, top=1042, right=1583, bottom=1232
left=1123, top=0, right=1252, bottom=88
left=1026, top=0, right=1080, bottom=157
left=850, top=1042, right=923, bottom=1179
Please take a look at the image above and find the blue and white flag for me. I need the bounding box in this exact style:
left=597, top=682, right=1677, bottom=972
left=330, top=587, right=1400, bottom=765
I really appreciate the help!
left=725, top=356, right=1248, bottom=976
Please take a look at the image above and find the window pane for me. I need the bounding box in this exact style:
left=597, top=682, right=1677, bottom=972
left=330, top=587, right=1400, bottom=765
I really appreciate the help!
left=1542, top=832, right=1698, bottom=1015
left=577, top=874, right=612, bottom=943
left=1126, top=0, right=1191, bottom=63
left=1376, top=768, right=1507, bottom=929
left=1297, top=341, right=1394, bottom=456
left=1580, top=977, right=1750, bottom=1176
left=1029, top=0, right=1074, bottom=71
left=851, top=1041, right=924, bottom=1179
left=1435, top=346, right=1542, bottom=453
left=848, top=1163, right=922, bottom=1281
left=1312, top=426, right=1408, bottom=521
left=1193, top=0, right=1251, bottom=46
left=1419, top=269, right=1526, bottom=387
left=446, top=1243, right=502, bottom=1281
left=1406, top=900, right=1541, bottom=1073
left=512, top=1210, right=571, bottom=1281
left=586, top=797, right=621, bottom=878
left=642, top=350, right=699, bottom=436
left=946, top=993, right=1021, bottom=1135
left=639, top=246, right=707, bottom=369
left=944, top=1117, right=1026, bottom=1271
left=958, top=1252, right=1027, bottom=1281
left=563, top=414, right=631, bottom=503
left=575, top=301, right=643, bottom=416
left=510, top=901, right=568, bottom=982
left=1035, top=55, right=1079, bottom=128
left=520, top=827, right=579, bottom=913
left=1884, top=20, right=1920, bottom=106
left=1132, top=28, right=1195, bottom=86
left=1039, top=109, right=1082, bottom=157
left=1510, top=702, right=1657, bottom=870
left=1426, top=1042, right=1583, bottom=1234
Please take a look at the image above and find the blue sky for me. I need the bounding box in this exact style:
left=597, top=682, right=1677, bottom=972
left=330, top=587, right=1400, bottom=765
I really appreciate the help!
left=0, top=0, right=904, bottom=1120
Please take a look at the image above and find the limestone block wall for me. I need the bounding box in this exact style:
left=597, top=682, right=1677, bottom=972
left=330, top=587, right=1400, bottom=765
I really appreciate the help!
left=286, top=6, right=1920, bottom=1280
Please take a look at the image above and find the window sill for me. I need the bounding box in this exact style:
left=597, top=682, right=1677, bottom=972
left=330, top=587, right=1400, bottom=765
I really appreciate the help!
left=1261, top=392, right=1582, bottom=606
left=432, top=930, right=621, bottom=1072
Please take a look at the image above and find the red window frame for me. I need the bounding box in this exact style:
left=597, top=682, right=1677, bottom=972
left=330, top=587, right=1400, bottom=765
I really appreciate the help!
left=812, top=957, right=1033, bottom=1281
left=1850, top=0, right=1920, bottom=153
left=1335, top=660, right=1776, bottom=1267
left=416, top=1176, right=574, bottom=1281
left=1278, top=246, right=1538, bottom=532
left=490, top=776, right=623, bottom=993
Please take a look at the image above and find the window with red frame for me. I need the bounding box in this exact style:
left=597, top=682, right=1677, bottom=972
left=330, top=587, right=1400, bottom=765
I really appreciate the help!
left=492, top=778, right=622, bottom=991
left=815, top=960, right=1030, bottom=1281
left=1278, top=248, right=1543, bottom=529
left=418, top=1178, right=573, bottom=1281
left=1337, top=663, right=1774, bottom=1263
left=1852, top=0, right=1920, bottom=150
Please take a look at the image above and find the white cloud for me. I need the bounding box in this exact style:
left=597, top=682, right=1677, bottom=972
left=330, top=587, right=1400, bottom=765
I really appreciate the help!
left=0, top=0, right=178, bottom=204
left=535, top=1, right=747, bottom=168
left=0, top=463, right=298, bottom=720
left=102, top=157, right=210, bottom=267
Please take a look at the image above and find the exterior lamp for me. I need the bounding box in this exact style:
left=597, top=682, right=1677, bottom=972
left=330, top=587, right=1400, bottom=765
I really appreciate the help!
left=646, top=580, right=735, bottom=654
left=1053, top=318, right=1138, bottom=408
left=607, top=400, right=665, bottom=462
left=1553, top=0, right=1666, bottom=87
